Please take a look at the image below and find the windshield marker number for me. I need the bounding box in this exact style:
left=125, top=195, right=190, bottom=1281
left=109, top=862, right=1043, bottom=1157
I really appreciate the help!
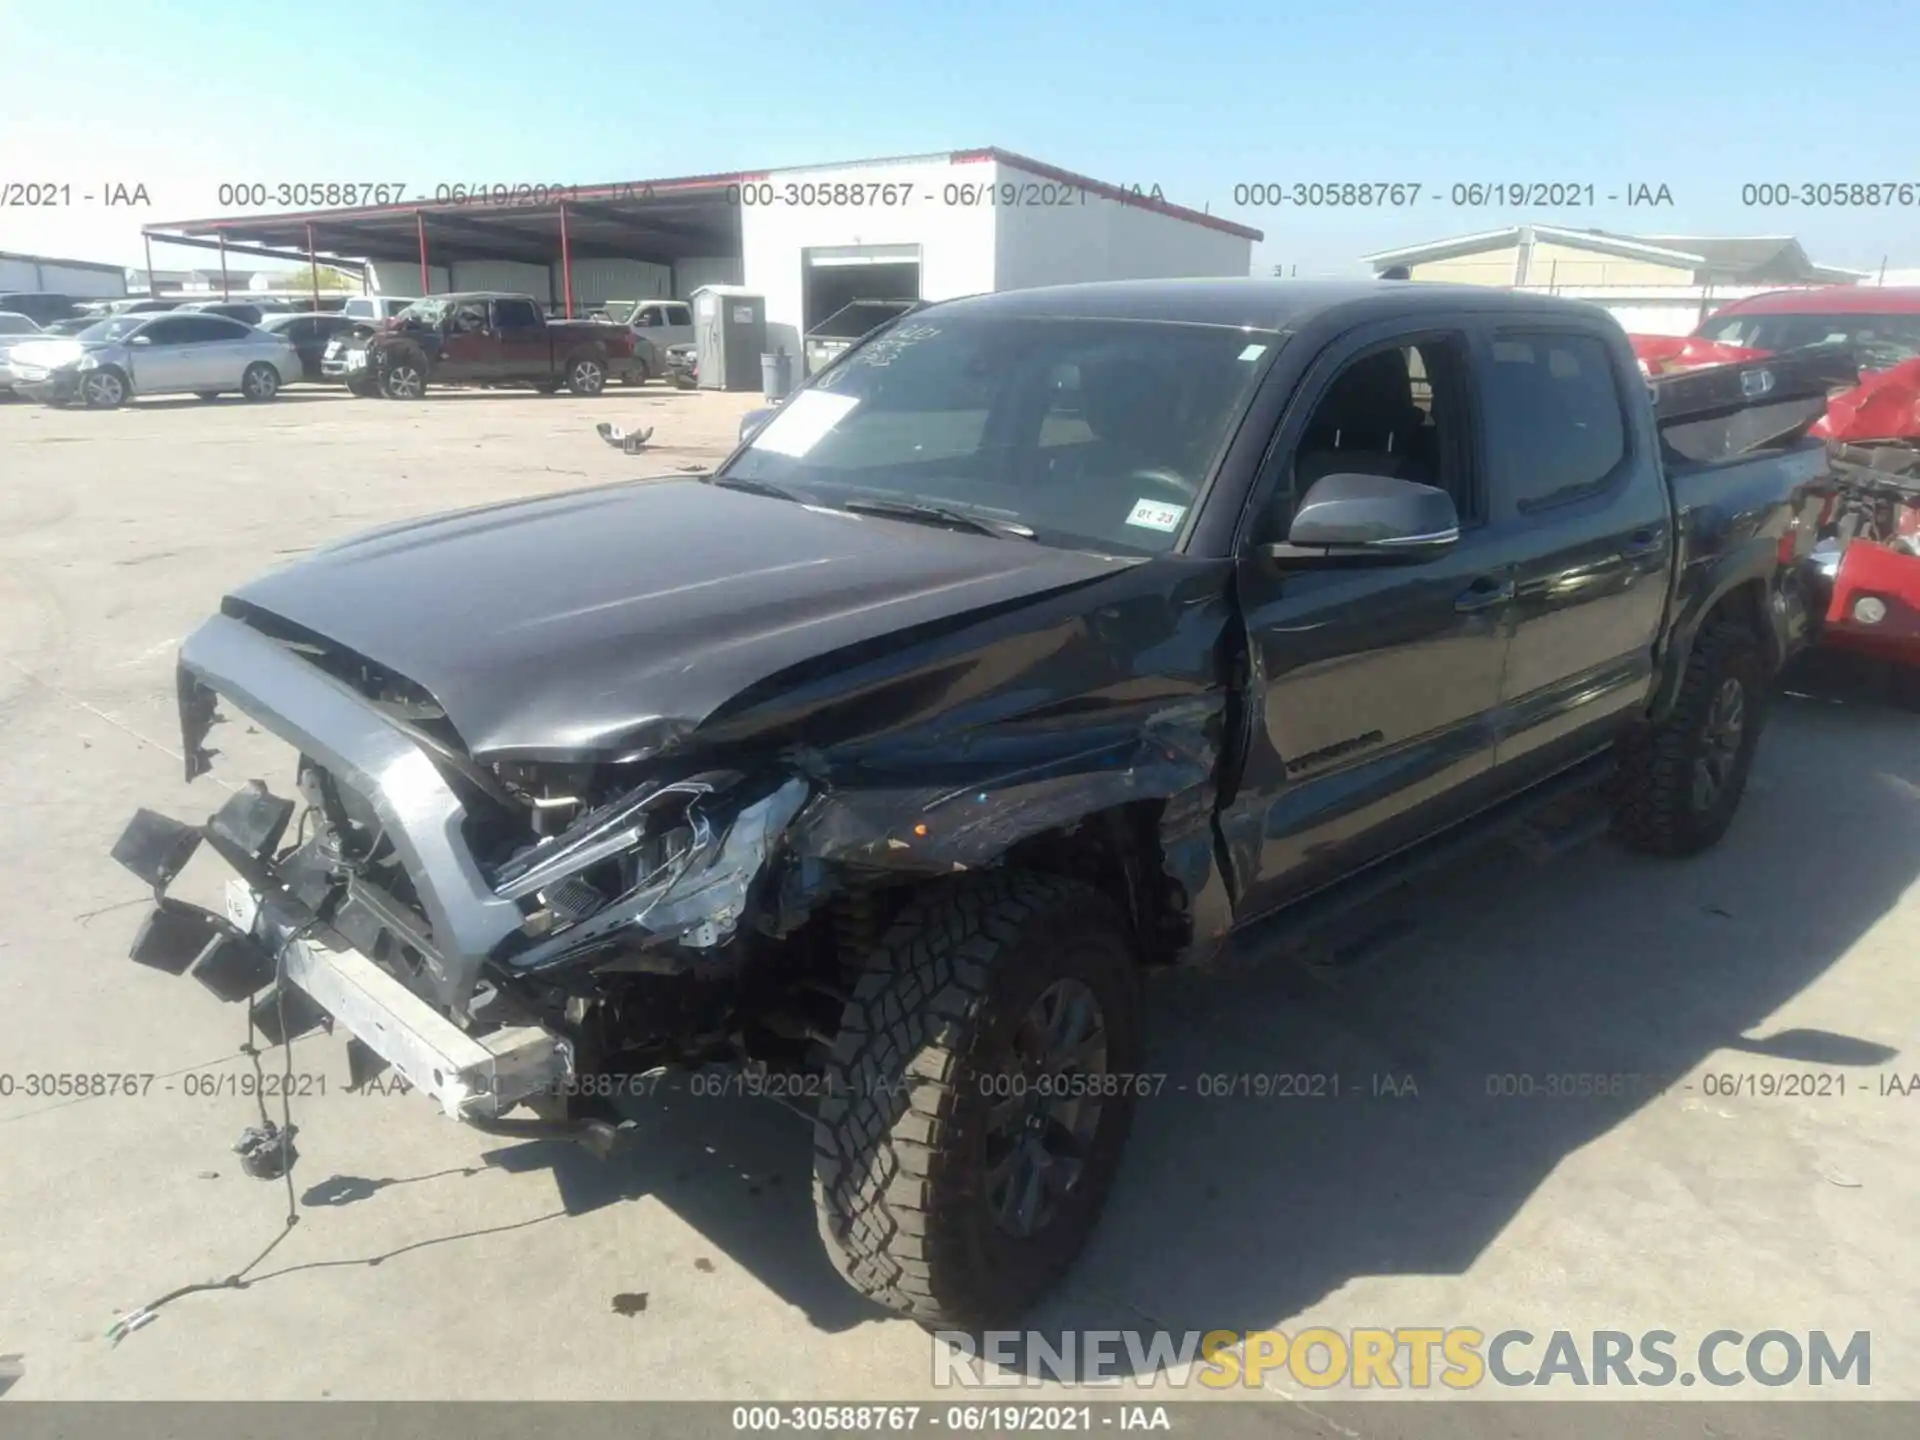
left=1125, top=499, right=1187, bottom=533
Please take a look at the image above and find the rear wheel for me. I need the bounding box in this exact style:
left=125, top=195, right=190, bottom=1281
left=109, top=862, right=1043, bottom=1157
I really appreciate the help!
left=566, top=355, right=607, bottom=396
left=241, top=363, right=280, bottom=402
left=813, top=871, right=1141, bottom=1328
left=81, top=366, right=128, bottom=409
left=1612, top=618, right=1766, bottom=856
left=622, top=358, right=650, bottom=387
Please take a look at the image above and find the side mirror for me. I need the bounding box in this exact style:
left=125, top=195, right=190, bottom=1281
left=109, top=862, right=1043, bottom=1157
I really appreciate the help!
left=130, top=334, right=152, bottom=346
left=1263, top=472, right=1459, bottom=566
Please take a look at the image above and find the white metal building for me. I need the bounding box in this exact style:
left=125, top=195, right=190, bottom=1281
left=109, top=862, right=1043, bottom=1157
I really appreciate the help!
left=1362, top=226, right=1868, bottom=335
left=0, top=250, right=128, bottom=299
left=143, top=149, right=1260, bottom=365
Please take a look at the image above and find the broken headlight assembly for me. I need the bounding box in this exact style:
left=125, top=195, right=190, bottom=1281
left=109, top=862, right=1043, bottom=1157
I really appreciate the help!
left=488, top=769, right=762, bottom=966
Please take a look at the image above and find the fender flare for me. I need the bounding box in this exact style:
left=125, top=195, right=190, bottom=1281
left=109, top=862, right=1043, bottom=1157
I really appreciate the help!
left=1649, top=540, right=1788, bottom=723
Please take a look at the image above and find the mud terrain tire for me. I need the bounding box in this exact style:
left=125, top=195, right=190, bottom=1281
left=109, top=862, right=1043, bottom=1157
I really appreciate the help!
left=813, top=871, right=1141, bottom=1328
left=1613, top=618, right=1766, bottom=856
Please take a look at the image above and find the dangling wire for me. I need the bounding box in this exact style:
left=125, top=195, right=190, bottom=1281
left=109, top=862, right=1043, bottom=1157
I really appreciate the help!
left=106, top=918, right=318, bottom=1345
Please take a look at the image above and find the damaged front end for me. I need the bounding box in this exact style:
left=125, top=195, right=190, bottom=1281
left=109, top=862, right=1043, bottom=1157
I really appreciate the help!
left=116, top=612, right=822, bottom=1132
left=112, top=527, right=1238, bottom=1152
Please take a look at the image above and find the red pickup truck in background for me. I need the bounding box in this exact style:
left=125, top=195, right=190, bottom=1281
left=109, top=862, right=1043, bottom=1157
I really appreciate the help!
left=1630, top=287, right=1920, bottom=705
left=323, top=292, right=643, bottom=399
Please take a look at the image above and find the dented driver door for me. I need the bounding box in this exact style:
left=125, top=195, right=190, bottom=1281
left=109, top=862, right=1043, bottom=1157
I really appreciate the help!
left=1220, top=325, right=1513, bottom=915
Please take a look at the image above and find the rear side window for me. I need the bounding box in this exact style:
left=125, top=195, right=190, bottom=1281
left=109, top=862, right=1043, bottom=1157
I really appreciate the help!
left=664, top=303, right=691, bottom=326
left=1483, top=332, right=1628, bottom=512
left=184, top=315, right=251, bottom=341
left=493, top=298, right=540, bottom=328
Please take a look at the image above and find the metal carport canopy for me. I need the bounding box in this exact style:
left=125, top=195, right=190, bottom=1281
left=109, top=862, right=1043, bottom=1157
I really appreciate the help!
left=141, top=170, right=752, bottom=285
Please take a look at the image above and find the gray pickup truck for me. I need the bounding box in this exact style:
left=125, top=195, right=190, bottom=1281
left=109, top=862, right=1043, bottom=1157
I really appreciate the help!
left=113, top=279, right=1831, bottom=1329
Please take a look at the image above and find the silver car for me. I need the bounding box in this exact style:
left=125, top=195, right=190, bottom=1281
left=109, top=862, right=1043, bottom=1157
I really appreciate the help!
left=0, top=310, right=46, bottom=392
left=6, top=311, right=303, bottom=408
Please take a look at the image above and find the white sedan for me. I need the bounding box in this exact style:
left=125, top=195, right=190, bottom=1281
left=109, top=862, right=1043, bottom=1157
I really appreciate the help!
left=7, top=311, right=304, bottom=408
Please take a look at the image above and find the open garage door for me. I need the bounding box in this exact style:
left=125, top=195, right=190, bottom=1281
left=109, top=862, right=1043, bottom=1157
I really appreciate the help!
left=802, top=244, right=921, bottom=337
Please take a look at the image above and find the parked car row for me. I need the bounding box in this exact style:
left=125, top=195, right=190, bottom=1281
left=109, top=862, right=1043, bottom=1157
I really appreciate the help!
left=2, top=310, right=304, bottom=407
left=8, top=281, right=930, bottom=407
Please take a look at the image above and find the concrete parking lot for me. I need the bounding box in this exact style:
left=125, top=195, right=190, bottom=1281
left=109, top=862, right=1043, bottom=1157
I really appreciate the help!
left=0, top=384, right=1915, bottom=1414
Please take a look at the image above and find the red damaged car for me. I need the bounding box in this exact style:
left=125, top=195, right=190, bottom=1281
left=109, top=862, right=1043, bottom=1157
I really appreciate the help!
left=1631, top=287, right=1920, bottom=705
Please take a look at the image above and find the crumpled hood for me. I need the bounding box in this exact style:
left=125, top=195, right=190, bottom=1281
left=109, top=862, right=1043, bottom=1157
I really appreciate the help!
left=229, top=477, right=1135, bottom=762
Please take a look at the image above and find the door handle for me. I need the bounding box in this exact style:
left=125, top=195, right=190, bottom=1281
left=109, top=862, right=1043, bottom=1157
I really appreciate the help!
left=1619, top=528, right=1666, bottom=558
left=1454, top=575, right=1515, bottom=613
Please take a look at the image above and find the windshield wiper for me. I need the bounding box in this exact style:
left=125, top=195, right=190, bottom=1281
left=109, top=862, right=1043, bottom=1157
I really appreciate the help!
left=706, top=474, right=803, bottom=503
left=838, top=498, right=1036, bottom=540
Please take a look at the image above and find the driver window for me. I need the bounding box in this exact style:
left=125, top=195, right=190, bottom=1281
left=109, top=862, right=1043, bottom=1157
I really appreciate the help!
left=1261, top=336, right=1472, bottom=540
left=450, top=302, right=488, bottom=334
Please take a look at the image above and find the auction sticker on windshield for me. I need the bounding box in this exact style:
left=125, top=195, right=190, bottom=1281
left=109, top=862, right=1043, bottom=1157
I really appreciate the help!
left=1126, top=499, right=1187, bottom=533
left=750, top=390, right=861, bottom=458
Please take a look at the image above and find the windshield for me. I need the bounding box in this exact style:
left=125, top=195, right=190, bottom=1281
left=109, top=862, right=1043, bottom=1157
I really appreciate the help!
left=392, top=299, right=445, bottom=325
left=73, top=316, right=148, bottom=342
left=0, top=314, right=41, bottom=336
left=719, top=314, right=1278, bottom=555
left=1697, top=310, right=1920, bottom=368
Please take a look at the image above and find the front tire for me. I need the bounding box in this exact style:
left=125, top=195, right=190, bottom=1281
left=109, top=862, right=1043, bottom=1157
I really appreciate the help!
left=81, top=366, right=129, bottom=409
left=382, top=353, right=427, bottom=399
left=813, top=872, right=1142, bottom=1328
left=241, top=363, right=280, bottom=402
left=566, top=355, right=607, bottom=396
left=1612, top=618, right=1766, bottom=856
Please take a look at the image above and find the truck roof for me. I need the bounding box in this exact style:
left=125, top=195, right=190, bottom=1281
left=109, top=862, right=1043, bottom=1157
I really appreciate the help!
left=938, top=277, right=1616, bottom=332
left=417, top=291, right=537, bottom=303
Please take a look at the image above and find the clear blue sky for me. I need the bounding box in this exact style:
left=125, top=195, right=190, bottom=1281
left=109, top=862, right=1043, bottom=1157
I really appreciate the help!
left=3, top=0, right=1916, bottom=277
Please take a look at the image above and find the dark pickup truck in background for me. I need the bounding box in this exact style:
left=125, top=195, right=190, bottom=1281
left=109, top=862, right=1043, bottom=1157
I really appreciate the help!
left=114, top=279, right=1828, bottom=1331
left=323, top=291, right=642, bottom=398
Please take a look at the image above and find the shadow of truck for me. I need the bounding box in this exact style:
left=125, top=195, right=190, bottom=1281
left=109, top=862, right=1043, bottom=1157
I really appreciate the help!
left=481, top=694, right=1916, bottom=1349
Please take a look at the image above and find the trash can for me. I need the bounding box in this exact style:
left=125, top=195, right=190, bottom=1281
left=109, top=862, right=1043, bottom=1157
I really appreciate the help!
left=761, top=348, right=793, bottom=402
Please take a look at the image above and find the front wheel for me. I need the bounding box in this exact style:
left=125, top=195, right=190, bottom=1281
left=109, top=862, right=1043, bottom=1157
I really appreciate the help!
left=241, top=363, right=280, bottom=402
left=81, top=366, right=129, bottom=409
left=382, top=357, right=427, bottom=399
left=1612, top=618, right=1766, bottom=856
left=813, top=872, right=1142, bottom=1328
left=566, top=355, right=607, bottom=396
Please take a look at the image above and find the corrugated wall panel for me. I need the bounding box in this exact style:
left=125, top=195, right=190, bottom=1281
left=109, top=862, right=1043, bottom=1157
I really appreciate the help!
left=0, top=258, right=126, bottom=296
left=449, top=260, right=554, bottom=299
left=674, top=256, right=744, bottom=298
left=367, top=261, right=448, bottom=296
left=569, top=258, right=673, bottom=309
